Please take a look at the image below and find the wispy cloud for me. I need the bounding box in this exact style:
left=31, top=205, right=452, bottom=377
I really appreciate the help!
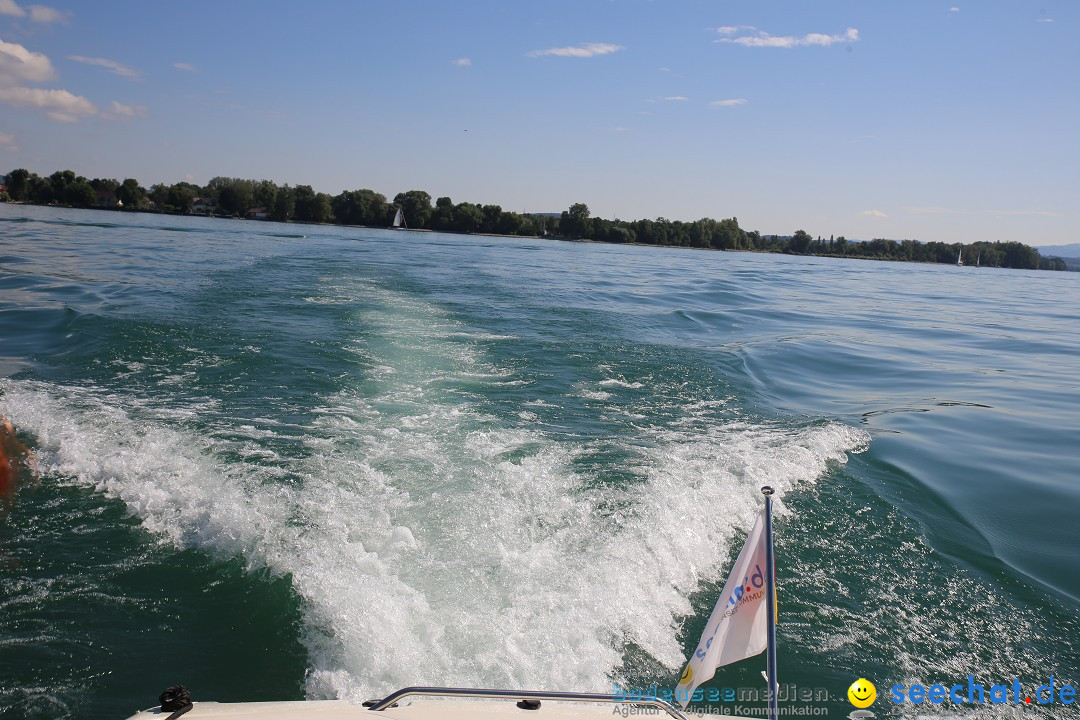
left=454, top=57, right=471, bottom=67
left=173, top=62, right=197, bottom=72
left=717, top=27, right=859, bottom=48
left=1037, top=18, right=1054, bottom=23
left=949, top=7, right=960, bottom=12
left=68, top=54, right=141, bottom=79
left=108, top=100, right=146, bottom=118
left=0, top=1, right=65, bottom=22
left=0, top=129, right=15, bottom=148
left=0, top=85, right=96, bottom=122
left=27, top=3, right=63, bottom=23
left=709, top=98, right=747, bottom=107
left=662, top=95, right=687, bottom=101
left=0, top=38, right=56, bottom=83
left=862, top=209, right=888, bottom=219
left=715, top=25, right=756, bottom=35
left=528, top=42, right=624, bottom=58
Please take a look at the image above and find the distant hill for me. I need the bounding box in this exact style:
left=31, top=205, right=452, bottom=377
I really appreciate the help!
left=1037, top=243, right=1080, bottom=258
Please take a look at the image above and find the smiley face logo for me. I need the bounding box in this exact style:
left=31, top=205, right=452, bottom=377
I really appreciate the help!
left=847, top=679, right=876, bottom=708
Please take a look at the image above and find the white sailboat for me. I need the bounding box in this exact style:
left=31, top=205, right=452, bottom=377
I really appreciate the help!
left=956, top=248, right=963, bottom=266
left=391, top=207, right=407, bottom=230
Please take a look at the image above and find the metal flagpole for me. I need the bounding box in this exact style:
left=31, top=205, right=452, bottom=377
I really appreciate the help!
left=762, top=486, right=778, bottom=720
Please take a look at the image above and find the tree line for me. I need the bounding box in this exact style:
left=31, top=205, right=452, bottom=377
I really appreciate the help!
left=0, top=167, right=1064, bottom=271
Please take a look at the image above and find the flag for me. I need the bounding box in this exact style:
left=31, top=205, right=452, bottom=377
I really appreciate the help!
left=675, top=509, right=771, bottom=708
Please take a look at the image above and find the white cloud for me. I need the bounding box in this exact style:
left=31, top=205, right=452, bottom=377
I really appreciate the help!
left=950, top=7, right=960, bottom=12
left=27, top=4, right=64, bottom=23
left=862, top=209, right=888, bottom=218
left=0, top=85, right=97, bottom=122
left=0, top=38, right=56, bottom=83
left=0, top=130, right=14, bottom=147
left=718, top=27, right=859, bottom=48
left=0, top=0, right=24, bottom=17
left=0, top=1, right=64, bottom=22
left=1037, top=18, right=1054, bottom=23
left=68, top=54, right=141, bottom=79
left=716, top=25, right=756, bottom=35
left=662, top=95, right=687, bottom=101
left=109, top=100, right=146, bottom=118
left=528, top=42, right=624, bottom=58
left=709, top=98, right=747, bottom=107
left=173, top=62, right=197, bottom=72
left=454, top=57, right=471, bottom=67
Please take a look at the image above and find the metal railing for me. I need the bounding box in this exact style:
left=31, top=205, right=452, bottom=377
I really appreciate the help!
left=366, top=687, right=690, bottom=720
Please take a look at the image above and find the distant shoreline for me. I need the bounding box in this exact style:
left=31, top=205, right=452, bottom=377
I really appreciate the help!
left=0, top=173, right=1065, bottom=271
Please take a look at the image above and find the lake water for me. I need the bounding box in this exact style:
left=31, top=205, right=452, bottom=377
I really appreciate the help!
left=1, top=204, right=1077, bottom=719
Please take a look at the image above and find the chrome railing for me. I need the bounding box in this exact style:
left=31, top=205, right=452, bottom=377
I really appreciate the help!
left=366, top=687, right=690, bottom=720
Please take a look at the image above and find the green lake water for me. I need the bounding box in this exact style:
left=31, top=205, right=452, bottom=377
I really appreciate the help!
left=1, top=205, right=1076, bottom=719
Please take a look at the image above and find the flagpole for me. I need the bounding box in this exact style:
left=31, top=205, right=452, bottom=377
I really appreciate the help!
left=762, top=486, right=778, bottom=720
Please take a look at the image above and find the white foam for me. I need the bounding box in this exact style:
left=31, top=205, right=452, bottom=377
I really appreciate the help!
left=599, top=379, right=646, bottom=389
left=579, top=390, right=612, bottom=401
left=1, top=376, right=867, bottom=701
left=0, top=276, right=870, bottom=703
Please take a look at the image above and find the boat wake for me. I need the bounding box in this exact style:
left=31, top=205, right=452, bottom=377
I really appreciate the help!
left=0, top=274, right=869, bottom=703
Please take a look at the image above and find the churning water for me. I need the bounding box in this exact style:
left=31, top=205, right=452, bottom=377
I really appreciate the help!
left=1, top=205, right=1076, bottom=719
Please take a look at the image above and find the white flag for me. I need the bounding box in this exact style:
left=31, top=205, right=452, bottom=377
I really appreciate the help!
left=675, top=510, right=770, bottom=708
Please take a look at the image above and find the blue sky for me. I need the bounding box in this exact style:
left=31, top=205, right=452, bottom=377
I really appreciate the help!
left=0, top=0, right=1075, bottom=245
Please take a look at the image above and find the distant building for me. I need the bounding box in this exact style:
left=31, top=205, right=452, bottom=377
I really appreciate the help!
left=95, top=188, right=120, bottom=208
left=191, top=197, right=217, bottom=215
left=246, top=207, right=268, bottom=220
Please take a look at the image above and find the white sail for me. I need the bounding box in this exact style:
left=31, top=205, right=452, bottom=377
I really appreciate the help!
left=392, top=207, right=405, bottom=228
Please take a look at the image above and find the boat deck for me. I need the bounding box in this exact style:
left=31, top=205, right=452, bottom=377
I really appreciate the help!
left=123, top=697, right=736, bottom=720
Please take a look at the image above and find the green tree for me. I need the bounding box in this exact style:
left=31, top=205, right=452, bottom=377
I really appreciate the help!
left=480, top=204, right=504, bottom=233
left=314, top=193, right=333, bottom=223
left=393, top=190, right=433, bottom=228
left=116, top=178, right=147, bottom=210
left=293, top=185, right=318, bottom=222
left=216, top=179, right=254, bottom=216
left=28, top=174, right=52, bottom=204
left=270, top=184, right=295, bottom=222
left=253, top=180, right=278, bottom=212
left=49, top=170, right=76, bottom=204
left=171, top=183, right=198, bottom=213
left=430, top=196, right=455, bottom=231
left=331, top=189, right=388, bottom=225
left=560, top=203, right=590, bottom=238
left=5, top=168, right=31, bottom=201
left=790, top=229, right=813, bottom=254
left=453, top=202, right=483, bottom=233
left=67, top=181, right=96, bottom=208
